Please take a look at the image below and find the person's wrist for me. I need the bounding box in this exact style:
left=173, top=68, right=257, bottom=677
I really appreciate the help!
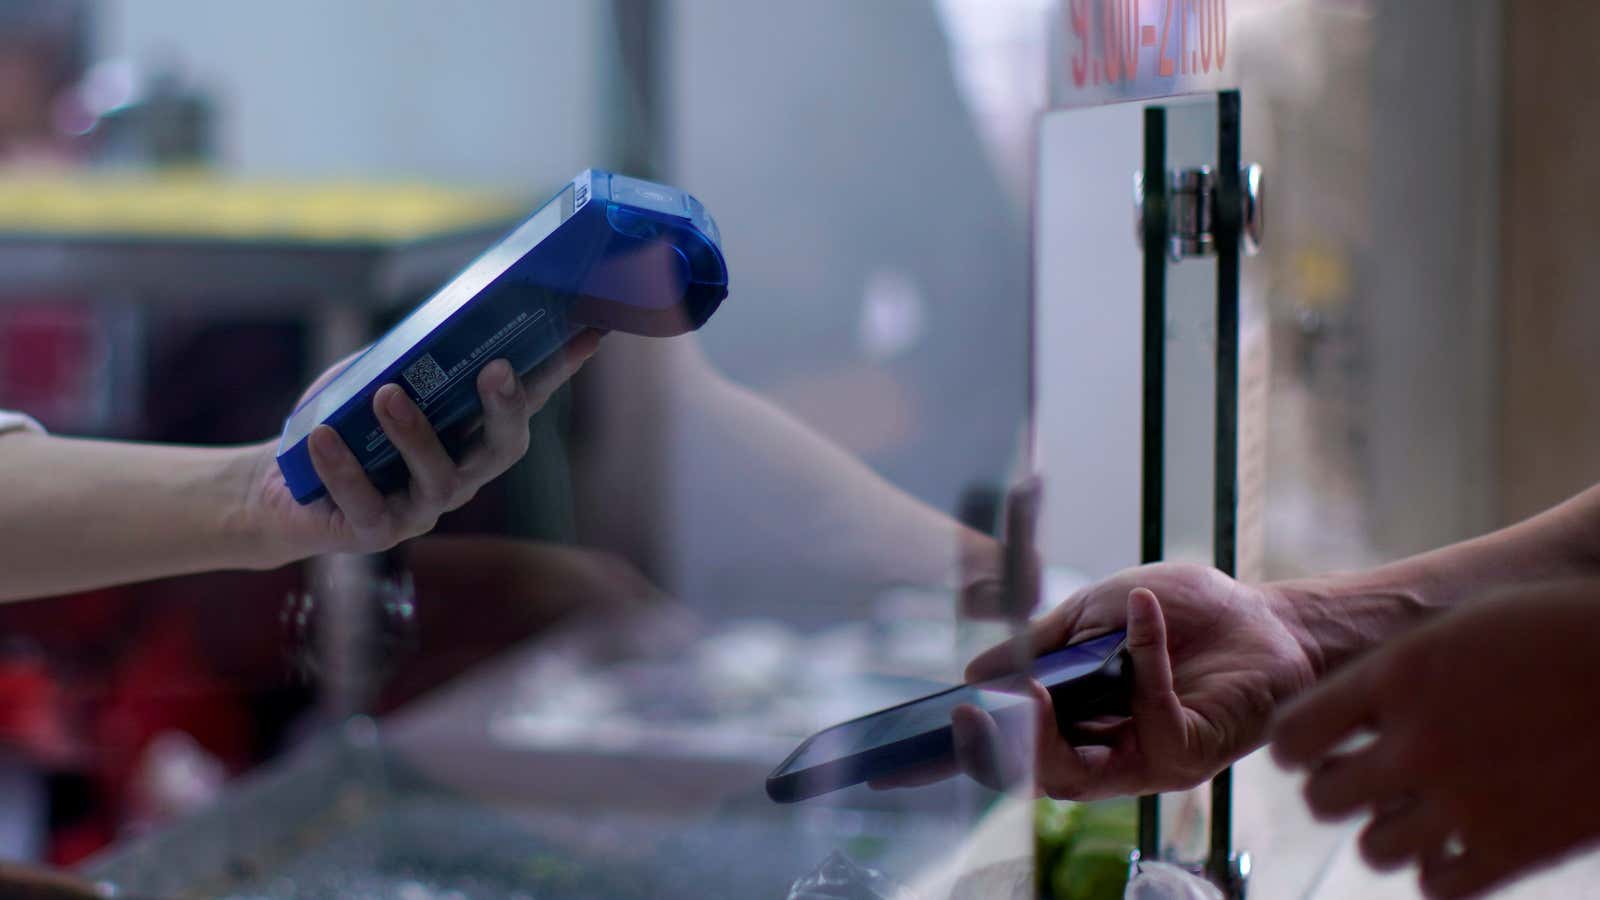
left=216, top=442, right=297, bottom=571
left=1265, top=572, right=1435, bottom=678
left=1262, top=580, right=1335, bottom=681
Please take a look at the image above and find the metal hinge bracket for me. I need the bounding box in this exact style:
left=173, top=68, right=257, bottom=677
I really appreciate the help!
left=1136, top=164, right=1264, bottom=261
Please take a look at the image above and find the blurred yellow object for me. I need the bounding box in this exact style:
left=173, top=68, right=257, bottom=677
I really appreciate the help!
left=0, top=172, right=521, bottom=245
left=1290, top=244, right=1351, bottom=311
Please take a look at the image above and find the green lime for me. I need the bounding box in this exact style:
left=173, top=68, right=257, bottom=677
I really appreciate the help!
left=1052, top=835, right=1135, bottom=900
left=1074, top=797, right=1138, bottom=843
left=1035, top=798, right=1077, bottom=848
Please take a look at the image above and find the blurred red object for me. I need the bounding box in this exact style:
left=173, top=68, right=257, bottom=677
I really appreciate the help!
left=92, top=610, right=255, bottom=782
left=0, top=653, right=75, bottom=767
left=0, top=302, right=101, bottom=428
left=0, top=300, right=140, bottom=434
left=0, top=577, right=295, bottom=865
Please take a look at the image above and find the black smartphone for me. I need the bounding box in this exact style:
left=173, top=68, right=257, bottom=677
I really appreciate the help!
left=766, top=630, right=1131, bottom=803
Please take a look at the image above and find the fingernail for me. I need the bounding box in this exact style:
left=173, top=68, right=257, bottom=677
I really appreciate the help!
left=496, top=362, right=518, bottom=399
left=384, top=387, right=414, bottom=424
left=1127, top=589, right=1158, bottom=627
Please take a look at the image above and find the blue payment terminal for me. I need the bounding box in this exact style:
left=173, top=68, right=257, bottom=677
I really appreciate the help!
left=275, top=170, right=728, bottom=504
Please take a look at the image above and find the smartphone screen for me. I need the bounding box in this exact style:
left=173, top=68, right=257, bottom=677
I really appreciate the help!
left=774, top=630, right=1126, bottom=776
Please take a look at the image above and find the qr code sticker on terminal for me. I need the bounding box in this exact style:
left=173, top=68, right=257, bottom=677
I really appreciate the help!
left=402, top=353, right=449, bottom=400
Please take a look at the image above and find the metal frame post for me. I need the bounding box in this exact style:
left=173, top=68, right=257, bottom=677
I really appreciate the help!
left=1137, top=104, right=1169, bottom=864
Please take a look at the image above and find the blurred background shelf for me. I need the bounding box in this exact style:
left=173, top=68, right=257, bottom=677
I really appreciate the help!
left=0, top=175, right=520, bottom=310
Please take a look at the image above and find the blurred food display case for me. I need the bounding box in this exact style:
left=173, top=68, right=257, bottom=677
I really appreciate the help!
left=83, top=601, right=1044, bottom=899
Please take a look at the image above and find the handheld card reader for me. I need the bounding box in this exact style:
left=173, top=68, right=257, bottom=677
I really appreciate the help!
left=276, top=170, right=728, bottom=504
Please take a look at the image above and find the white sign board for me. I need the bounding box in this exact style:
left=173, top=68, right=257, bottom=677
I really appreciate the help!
left=1049, top=0, right=1242, bottom=109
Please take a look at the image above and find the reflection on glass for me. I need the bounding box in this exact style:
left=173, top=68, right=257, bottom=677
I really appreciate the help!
left=4, top=2, right=1040, bottom=897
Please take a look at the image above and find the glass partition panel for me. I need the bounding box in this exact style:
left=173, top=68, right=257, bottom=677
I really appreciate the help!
left=1033, top=87, right=1338, bottom=898
left=1033, top=101, right=1149, bottom=898
left=0, top=2, right=1046, bottom=897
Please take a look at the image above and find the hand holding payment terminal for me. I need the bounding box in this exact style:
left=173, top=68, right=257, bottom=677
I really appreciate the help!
left=276, top=170, right=728, bottom=503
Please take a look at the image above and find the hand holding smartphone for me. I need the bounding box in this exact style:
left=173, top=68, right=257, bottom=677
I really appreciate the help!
left=767, top=630, right=1132, bottom=802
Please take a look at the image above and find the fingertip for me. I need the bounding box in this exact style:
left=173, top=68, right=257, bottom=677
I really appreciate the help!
left=478, top=359, right=518, bottom=401
left=1025, top=678, right=1058, bottom=728
left=951, top=702, right=1016, bottom=790
left=1127, top=587, right=1160, bottom=629
left=556, top=331, right=601, bottom=371
left=950, top=702, right=991, bottom=736
left=950, top=704, right=986, bottom=752
left=960, top=578, right=1007, bottom=620
left=1269, top=732, right=1310, bottom=770
left=1125, top=589, right=1171, bottom=675
left=573, top=328, right=604, bottom=357
left=374, top=383, right=416, bottom=425
left=309, top=424, right=344, bottom=463
left=1026, top=677, right=1053, bottom=706
left=1268, top=712, right=1313, bottom=769
left=964, top=640, right=1019, bottom=683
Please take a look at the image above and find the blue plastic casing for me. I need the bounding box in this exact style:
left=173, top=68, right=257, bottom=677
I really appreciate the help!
left=276, top=170, right=728, bottom=504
